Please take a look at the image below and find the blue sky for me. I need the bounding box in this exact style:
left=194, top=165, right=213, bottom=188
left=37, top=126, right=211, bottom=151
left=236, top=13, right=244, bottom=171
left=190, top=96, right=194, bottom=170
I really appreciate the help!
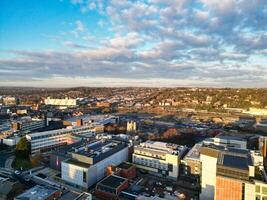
left=0, top=0, right=267, bottom=87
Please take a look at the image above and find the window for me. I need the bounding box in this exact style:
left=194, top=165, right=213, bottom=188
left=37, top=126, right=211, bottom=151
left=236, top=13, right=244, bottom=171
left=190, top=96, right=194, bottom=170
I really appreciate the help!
left=262, top=187, right=267, bottom=195
left=256, top=185, right=260, bottom=193
left=83, top=171, right=86, bottom=183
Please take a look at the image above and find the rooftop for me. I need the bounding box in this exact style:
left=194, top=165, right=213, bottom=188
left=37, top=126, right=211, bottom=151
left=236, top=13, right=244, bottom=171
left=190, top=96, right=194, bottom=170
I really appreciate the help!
left=26, top=125, right=92, bottom=138
left=218, top=154, right=249, bottom=170
left=71, top=140, right=127, bottom=164
left=97, top=175, right=127, bottom=189
left=184, top=142, right=203, bottom=161
left=215, top=133, right=247, bottom=141
left=15, top=185, right=59, bottom=200
left=137, top=140, right=186, bottom=155
left=117, top=162, right=133, bottom=170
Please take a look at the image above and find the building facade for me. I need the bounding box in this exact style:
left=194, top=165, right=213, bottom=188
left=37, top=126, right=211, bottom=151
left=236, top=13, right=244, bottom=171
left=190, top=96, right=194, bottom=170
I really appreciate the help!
left=132, top=141, right=187, bottom=179
left=26, top=125, right=93, bottom=154
left=61, top=140, right=129, bottom=188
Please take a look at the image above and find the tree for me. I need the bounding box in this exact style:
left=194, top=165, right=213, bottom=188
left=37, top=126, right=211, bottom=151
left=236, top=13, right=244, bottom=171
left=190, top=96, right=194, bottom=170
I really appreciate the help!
left=15, top=137, right=30, bottom=158
left=162, top=128, right=180, bottom=139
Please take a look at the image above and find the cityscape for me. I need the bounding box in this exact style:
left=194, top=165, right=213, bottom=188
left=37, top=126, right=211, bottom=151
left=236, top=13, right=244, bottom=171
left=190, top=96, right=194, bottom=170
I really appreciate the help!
left=1, top=1, right=267, bottom=200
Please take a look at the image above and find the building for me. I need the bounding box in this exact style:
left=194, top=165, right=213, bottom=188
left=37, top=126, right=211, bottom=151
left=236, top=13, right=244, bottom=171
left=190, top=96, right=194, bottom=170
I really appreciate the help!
left=0, top=177, right=23, bottom=200
left=243, top=108, right=267, bottom=116
left=44, top=97, right=77, bottom=108
left=199, top=146, right=221, bottom=200
left=132, top=141, right=187, bottom=179
left=26, top=125, right=93, bottom=154
left=127, top=121, right=136, bottom=133
left=61, top=140, right=128, bottom=188
left=204, top=134, right=247, bottom=149
left=107, top=162, right=136, bottom=179
left=2, top=136, right=21, bottom=146
left=15, top=185, right=61, bottom=200
left=259, top=136, right=267, bottom=159
left=95, top=175, right=129, bottom=200
left=63, top=114, right=119, bottom=127
left=12, top=118, right=46, bottom=133
left=200, top=145, right=267, bottom=200
left=3, top=96, right=18, bottom=105
left=182, top=142, right=203, bottom=176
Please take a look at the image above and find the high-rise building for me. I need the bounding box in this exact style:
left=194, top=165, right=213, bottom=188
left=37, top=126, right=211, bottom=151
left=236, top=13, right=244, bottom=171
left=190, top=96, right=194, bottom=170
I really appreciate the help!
left=200, top=145, right=267, bottom=200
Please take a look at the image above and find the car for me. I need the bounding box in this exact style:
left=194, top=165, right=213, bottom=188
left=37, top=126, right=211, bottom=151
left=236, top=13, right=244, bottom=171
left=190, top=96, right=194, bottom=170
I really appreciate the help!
left=14, top=170, right=21, bottom=175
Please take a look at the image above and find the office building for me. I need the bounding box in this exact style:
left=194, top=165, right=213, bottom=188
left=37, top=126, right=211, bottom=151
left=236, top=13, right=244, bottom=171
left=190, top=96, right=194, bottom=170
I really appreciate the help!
left=26, top=125, right=94, bottom=154
left=61, top=140, right=128, bottom=188
left=200, top=145, right=267, bottom=200
left=132, top=141, right=187, bottom=179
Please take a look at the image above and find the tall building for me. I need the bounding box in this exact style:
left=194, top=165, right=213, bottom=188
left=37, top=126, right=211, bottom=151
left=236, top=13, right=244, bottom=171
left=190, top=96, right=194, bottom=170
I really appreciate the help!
left=61, top=140, right=128, bottom=189
left=200, top=145, right=267, bottom=200
left=132, top=141, right=187, bottom=179
left=199, top=146, right=221, bottom=200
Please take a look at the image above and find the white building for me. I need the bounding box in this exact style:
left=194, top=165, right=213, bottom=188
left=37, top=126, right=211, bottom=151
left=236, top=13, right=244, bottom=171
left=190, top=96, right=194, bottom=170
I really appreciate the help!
left=203, top=134, right=247, bottom=149
left=2, top=136, right=21, bottom=146
left=132, top=141, right=187, bottom=179
left=44, top=97, right=77, bottom=108
left=61, top=140, right=128, bottom=188
left=26, top=125, right=95, bottom=154
left=199, top=147, right=220, bottom=200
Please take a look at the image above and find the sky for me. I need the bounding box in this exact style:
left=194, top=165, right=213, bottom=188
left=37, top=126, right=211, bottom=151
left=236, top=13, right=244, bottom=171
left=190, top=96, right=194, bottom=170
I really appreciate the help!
left=0, top=0, right=267, bottom=88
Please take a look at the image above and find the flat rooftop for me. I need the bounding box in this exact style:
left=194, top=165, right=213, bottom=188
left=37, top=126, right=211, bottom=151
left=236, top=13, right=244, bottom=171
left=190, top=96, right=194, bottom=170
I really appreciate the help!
left=98, top=175, right=127, bottom=189
left=137, top=140, right=186, bottom=155
left=64, top=114, right=117, bottom=124
left=27, top=125, right=92, bottom=138
left=15, top=185, right=58, bottom=200
left=184, top=142, right=203, bottom=161
left=117, top=162, right=133, bottom=170
left=71, top=140, right=126, bottom=160
left=215, top=133, right=247, bottom=141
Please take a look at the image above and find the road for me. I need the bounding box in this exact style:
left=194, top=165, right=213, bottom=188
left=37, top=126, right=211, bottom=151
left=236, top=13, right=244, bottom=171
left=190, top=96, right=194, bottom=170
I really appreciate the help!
left=0, top=151, right=14, bottom=168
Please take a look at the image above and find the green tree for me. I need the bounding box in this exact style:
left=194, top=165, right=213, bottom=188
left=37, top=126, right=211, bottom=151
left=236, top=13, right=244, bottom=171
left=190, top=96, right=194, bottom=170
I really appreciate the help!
left=15, top=137, right=30, bottom=158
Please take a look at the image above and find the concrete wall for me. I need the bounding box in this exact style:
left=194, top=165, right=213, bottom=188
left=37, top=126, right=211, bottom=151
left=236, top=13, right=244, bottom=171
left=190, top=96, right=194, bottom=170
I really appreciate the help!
left=200, top=154, right=217, bottom=200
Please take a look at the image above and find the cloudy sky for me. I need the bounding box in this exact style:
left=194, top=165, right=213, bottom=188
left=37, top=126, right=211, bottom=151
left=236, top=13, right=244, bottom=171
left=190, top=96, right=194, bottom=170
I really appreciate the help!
left=0, top=0, right=267, bottom=87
